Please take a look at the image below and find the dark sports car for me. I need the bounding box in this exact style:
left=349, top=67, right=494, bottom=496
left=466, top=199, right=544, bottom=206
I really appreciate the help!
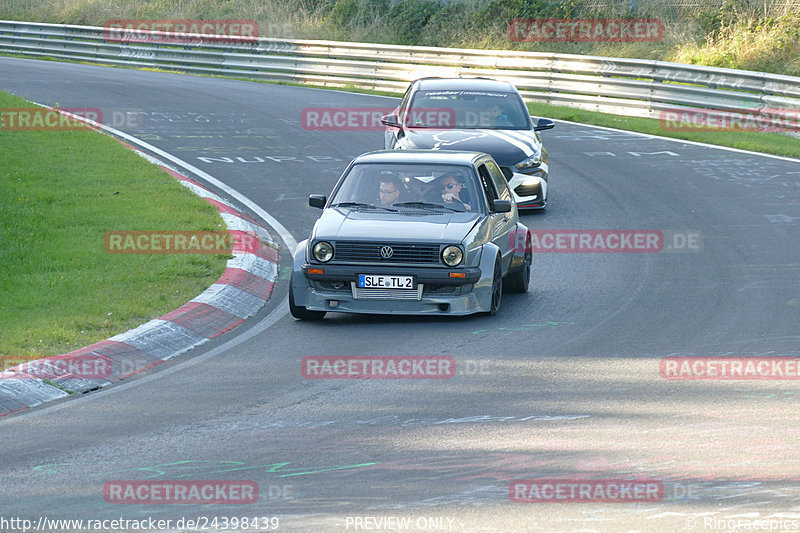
left=383, top=77, right=554, bottom=210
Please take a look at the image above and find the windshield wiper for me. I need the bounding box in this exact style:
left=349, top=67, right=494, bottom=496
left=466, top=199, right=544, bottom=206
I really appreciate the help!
left=393, top=201, right=459, bottom=212
left=332, top=202, right=397, bottom=212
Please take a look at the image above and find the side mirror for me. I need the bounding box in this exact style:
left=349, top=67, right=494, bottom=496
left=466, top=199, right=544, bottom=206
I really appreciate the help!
left=308, top=194, right=326, bottom=209
left=381, top=114, right=401, bottom=128
left=492, top=199, right=512, bottom=213
left=533, top=117, right=555, bottom=131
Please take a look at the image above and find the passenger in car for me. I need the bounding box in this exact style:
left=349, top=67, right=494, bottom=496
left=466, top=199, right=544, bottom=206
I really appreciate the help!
left=377, top=175, right=405, bottom=206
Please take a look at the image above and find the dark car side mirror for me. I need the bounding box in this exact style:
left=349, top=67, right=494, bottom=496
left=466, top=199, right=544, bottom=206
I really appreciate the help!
left=309, top=194, right=327, bottom=209
left=492, top=199, right=512, bottom=213
left=533, top=117, right=555, bottom=131
left=381, top=114, right=401, bottom=128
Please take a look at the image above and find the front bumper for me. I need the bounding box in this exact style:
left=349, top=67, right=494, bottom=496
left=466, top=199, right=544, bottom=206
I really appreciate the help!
left=303, top=287, right=483, bottom=315
left=297, top=264, right=487, bottom=315
left=506, top=165, right=548, bottom=210
left=303, top=264, right=481, bottom=285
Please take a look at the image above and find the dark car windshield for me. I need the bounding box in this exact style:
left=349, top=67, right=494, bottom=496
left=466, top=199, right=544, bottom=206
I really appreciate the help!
left=330, top=163, right=483, bottom=213
left=407, top=90, right=530, bottom=129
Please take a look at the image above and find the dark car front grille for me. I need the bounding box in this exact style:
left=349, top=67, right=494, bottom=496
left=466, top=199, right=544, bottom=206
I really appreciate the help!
left=334, top=242, right=441, bottom=264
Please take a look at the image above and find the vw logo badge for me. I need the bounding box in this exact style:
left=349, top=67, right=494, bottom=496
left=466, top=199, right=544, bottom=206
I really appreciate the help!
left=380, top=246, right=394, bottom=259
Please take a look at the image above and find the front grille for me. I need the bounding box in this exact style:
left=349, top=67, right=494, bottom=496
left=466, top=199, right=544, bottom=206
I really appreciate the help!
left=334, top=242, right=441, bottom=264
left=351, top=283, right=424, bottom=300
left=500, top=166, right=514, bottom=180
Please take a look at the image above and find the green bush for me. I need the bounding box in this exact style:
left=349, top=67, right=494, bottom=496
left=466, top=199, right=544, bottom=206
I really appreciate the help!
left=694, top=0, right=742, bottom=37
left=328, top=0, right=388, bottom=30
left=387, top=0, right=439, bottom=45
left=477, top=0, right=582, bottom=25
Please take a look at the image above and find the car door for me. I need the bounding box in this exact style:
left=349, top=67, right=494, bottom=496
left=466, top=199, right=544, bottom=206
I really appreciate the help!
left=476, top=160, right=514, bottom=271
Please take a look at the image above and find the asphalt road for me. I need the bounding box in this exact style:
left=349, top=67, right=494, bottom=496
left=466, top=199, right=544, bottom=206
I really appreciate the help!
left=1, top=57, right=799, bottom=532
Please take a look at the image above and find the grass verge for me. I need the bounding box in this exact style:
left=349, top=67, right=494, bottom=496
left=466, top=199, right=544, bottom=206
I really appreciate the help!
left=0, top=90, right=229, bottom=358
left=527, top=102, right=800, bottom=159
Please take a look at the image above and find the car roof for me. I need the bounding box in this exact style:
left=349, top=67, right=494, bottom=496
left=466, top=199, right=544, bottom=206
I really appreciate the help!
left=413, top=77, right=517, bottom=93
left=351, top=149, right=489, bottom=166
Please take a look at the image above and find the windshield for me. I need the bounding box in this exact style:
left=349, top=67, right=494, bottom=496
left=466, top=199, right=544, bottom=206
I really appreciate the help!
left=330, top=162, right=482, bottom=213
left=408, top=89, right=530, bottom=129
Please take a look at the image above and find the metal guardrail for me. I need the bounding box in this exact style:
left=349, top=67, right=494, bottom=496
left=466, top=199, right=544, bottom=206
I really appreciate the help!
left=2, top=19, right=799, bottom=123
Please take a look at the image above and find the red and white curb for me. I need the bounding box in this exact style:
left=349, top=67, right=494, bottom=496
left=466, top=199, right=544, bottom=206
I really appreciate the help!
left=0, top=144, right=279, bottom=417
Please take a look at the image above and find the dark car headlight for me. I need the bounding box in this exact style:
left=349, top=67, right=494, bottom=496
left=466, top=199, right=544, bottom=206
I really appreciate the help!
left=312, top=241, right=334, bottom=262
left=515, top=153, right=542, bottom=170
left=441, top=245, right=463, bottom=267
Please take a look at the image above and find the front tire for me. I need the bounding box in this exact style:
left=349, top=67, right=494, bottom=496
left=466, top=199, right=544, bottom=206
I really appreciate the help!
left=289, top=277, right=326, bottom=321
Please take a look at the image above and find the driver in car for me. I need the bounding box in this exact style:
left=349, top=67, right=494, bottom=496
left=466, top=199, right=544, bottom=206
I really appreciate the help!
left=485, top=102, right=514, bottom=127
left=438, top=173, right=472, bottom=211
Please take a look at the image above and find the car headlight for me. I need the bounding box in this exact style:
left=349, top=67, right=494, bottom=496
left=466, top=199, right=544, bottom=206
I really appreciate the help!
left=515, top=153, right=542, bottom=170
left=441, top=245, right=463, bottom=267
left=312, top=241, right=334, bottom=262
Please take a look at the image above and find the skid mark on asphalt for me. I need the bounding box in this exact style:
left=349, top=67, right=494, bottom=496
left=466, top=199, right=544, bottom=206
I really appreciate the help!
left=259, top=414, right=590, bottom=429
left=471, top=321, right=575, bottom=335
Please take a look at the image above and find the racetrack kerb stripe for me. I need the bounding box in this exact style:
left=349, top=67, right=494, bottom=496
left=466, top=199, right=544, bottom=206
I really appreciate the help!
left=0, top=117, right=280, bottom=417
